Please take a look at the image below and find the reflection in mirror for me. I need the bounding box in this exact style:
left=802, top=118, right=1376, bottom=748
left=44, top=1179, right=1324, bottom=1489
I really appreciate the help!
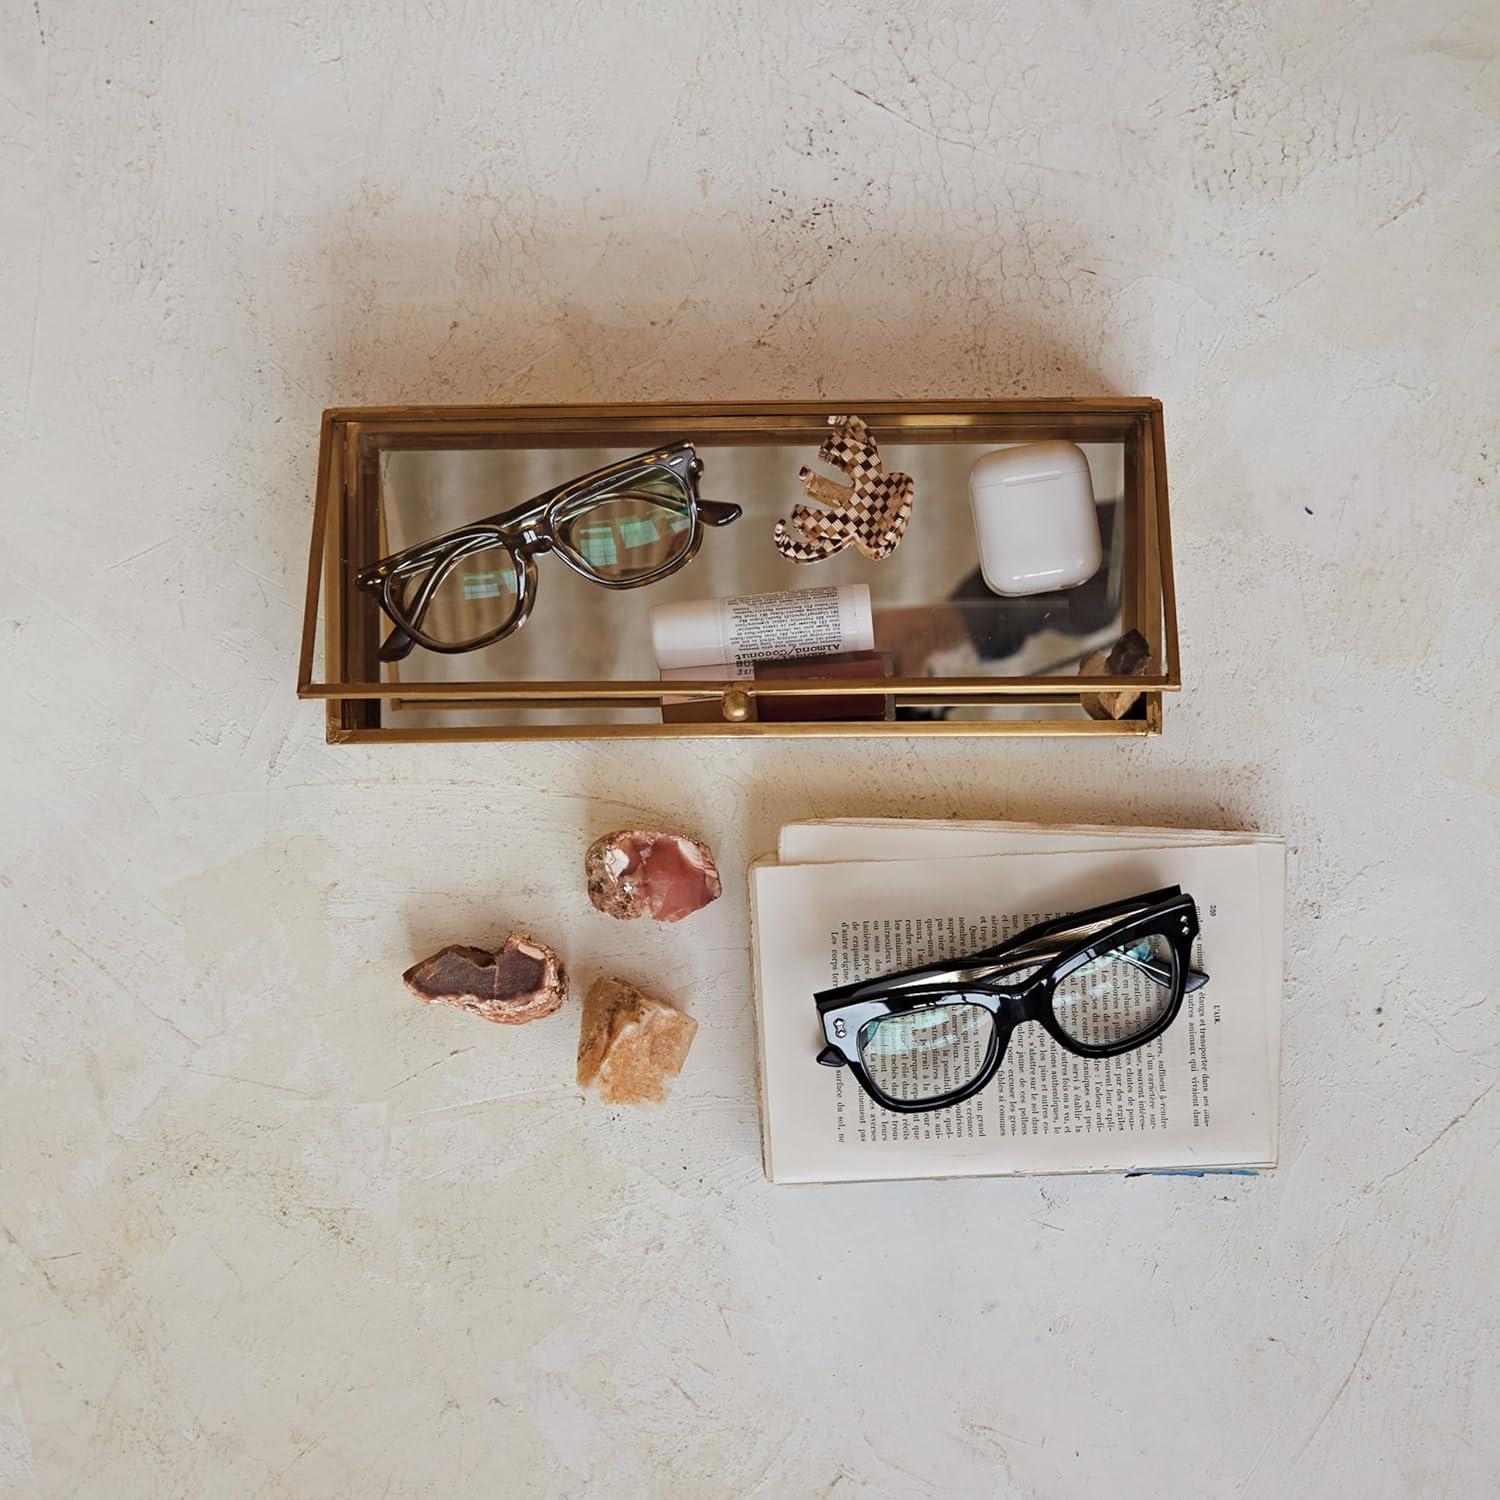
left=370, top=439, right=1128, bottom=728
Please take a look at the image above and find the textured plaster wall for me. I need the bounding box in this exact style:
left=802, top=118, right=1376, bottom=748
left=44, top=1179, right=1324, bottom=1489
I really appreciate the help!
left=2, top=1, right=1498, bottom=1496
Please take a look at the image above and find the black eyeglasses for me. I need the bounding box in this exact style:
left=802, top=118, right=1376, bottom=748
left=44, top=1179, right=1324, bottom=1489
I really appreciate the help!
left=356, top=442, right=741, bottom=662
left=815, top=887, right=1207, bottom=1114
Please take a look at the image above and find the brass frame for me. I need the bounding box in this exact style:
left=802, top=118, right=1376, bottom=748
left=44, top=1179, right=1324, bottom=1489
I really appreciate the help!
left=298, top=400, right=1180, bottom=743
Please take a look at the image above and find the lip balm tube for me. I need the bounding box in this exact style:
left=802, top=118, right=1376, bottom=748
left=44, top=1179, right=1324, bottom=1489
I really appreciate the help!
left=650, top=584, right=874, bottom=671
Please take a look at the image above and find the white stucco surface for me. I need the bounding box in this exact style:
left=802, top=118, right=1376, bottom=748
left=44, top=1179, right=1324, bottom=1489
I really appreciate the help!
left=3, top=2, right=1498, bottom=1495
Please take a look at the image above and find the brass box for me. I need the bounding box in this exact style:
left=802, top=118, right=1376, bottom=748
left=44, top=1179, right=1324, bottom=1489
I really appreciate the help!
left=297, top=400, right=1180, bottom=742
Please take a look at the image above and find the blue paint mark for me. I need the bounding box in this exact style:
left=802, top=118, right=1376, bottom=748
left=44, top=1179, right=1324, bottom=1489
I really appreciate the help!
left=1304, top=506, right=1314, bottom=515
left=1125, top=1168, right=1261, bottom=1178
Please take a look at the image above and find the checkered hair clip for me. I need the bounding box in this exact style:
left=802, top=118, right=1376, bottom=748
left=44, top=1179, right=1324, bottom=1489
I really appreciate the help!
left=773, top=414, right=916, bottom=563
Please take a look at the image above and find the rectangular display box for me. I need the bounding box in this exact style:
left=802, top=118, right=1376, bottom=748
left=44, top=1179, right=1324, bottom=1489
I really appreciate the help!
left=297, top=400, right=1180, bottom=742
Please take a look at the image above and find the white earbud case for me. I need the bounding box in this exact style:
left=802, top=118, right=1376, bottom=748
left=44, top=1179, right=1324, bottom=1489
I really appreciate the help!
left=968, top=441, right=1103, bottom=596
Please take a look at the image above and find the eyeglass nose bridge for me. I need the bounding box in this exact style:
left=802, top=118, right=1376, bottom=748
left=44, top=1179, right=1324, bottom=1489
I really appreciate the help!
left=510, top=521, right=554, bottom=557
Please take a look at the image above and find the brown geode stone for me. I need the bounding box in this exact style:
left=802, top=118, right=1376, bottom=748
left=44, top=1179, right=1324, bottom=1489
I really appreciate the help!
left=403, top=934, right=567, bottom=1024
left=576, top=975, right=697, bottom=1105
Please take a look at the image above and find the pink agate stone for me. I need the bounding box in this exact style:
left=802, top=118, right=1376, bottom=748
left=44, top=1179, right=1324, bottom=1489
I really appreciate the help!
left=584, top=829, right=722, bottom=924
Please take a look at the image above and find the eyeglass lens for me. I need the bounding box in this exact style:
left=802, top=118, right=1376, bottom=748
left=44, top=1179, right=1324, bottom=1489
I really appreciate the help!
left=391, top=544, right=522, bottom=648
left=858, top=1001, right=995, bottom=1103
left=556, top=475, right=695, bottom=583
left=1050, top=933, right=1177, bottom=1047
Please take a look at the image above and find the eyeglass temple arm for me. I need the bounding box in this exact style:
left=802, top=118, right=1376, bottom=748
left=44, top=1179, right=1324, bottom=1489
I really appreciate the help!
left=447, top=490, right=737, bottom=547
left=698, top=499, right=742, bottom=525
left=433, top=454, right=655, bottom=536
left=473, top=481, right=572, bottom=532
left=970, top=886, right=1185, bottom=962
left=380, top=623, right=417, bottom=663
left=822, top=888, right=1187, bottom=997
left=997, top=886, right=1208, bottom=990
left=471, top=449, right=731, bottom=531
left=900, top=945, right=1208, bottom=995
left=817, top=899, right=1206, bottom=1014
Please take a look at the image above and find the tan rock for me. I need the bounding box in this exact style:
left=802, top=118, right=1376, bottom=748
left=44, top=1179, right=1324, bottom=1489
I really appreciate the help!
left=576, top=975, right=698, bottom=1105
left=1080, top=629, right=1152, bottom=720
left=403, top=934, right=567, bottom=1024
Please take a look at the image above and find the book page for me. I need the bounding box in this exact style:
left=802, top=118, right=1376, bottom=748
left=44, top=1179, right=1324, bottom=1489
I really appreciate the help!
left=778, top=818, right=1280, bottom=863
left=752, top=843, right=1275, bottom=1183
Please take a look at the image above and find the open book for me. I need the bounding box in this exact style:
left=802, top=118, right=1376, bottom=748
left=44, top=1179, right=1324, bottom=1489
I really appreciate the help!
left=750, top=820, right=1285, bottom=1184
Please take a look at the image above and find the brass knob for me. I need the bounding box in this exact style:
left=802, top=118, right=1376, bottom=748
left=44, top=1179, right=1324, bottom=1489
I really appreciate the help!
left=722, top=688, right=751, bottom=722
